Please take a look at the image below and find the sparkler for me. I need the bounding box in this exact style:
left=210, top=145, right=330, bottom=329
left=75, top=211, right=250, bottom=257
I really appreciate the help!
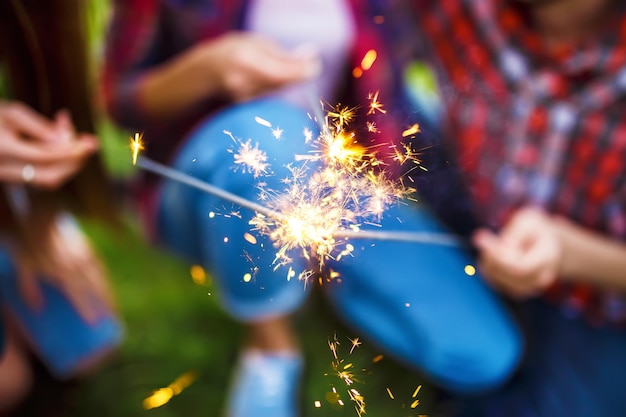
left=135, top=156, right=465, bottom=247
left=132, top=94, right=467, bottom=277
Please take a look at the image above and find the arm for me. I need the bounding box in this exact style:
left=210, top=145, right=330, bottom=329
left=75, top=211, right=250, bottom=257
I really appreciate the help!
left=473, top=206, right=626, bottom=298
left=135, top=32, right=320, bottom=119
left=102, top=1, right=320, bottom=127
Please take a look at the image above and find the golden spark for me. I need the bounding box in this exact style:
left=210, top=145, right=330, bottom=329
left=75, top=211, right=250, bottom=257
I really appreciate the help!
left=402, top=123, right=421, bottom=137
left=142, top=370, right=198, bottom=410
left=361, top=49, right=377, bottom=71
left=130, top=132, right=145, bottom=165
left=392, top=143, right=423, bottom=167
left=324, top=333, right=368, bottom=416
left=349, top=337, right=362, bottom=354
left=366, top=121, right=379, bottom=133
left=326, top=103, right=358, bottom=128
left=367, top=91, right=386, bottom=115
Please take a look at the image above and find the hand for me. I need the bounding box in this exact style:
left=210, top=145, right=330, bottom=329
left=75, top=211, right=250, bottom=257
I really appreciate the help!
left=191, top=32, right=321, bottom=102
left=0, top=101, right=99, bottom=189
left=472, top=207, right=563, bottom=298
left=15, top=213, right=116, bottom=323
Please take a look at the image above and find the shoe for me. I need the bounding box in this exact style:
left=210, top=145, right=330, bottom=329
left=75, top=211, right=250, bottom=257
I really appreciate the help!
left=224, top=350, right=303, bottom=417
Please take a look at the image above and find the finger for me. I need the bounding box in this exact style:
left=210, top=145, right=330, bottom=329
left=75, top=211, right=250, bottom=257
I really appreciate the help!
left=53, top=109, right=76, bottom=143
left=0, top=133, right=97, bottom=167
left=500, top=207, right=547, bottom=248
left=0, top=157, right=85, bottom=189
left=0, top=138, right=97, bottom=187
left=0, top=102, right=58, bottom=142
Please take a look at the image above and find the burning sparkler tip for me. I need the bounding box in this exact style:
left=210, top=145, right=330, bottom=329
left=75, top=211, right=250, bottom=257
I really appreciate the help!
left=130, top=132, right=145, bottom=165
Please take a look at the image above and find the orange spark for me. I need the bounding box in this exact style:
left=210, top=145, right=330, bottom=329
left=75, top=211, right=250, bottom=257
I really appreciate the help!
left=402, top=123, right=421, bottom=137
left=142, top=370, right=198, bottom=410
left=361, top=49, right=377, bottom=71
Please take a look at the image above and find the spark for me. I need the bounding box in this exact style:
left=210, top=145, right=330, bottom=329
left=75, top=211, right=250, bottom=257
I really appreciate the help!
left=367, top=91, right=386, bottom=115
left=272, top=127, right=284, bottom=139
left=325, top=333, right=367, bottom=416
left=326, top=103, right=357, bottom=128
left=254, top=116, right=272, bottom=128
left=142, top=370, right=198, bottom=410
left=392, top=143, right=423, bottom=167
left=243, top=232, right=257, bottom=245
left=229, top=135, right=270, bottom=178
left=361, top=49, right=377, bottom=71
left=190, top=265, right=208, bottom=285
left=349, top=388, right=366, bottom=417
left=349, top=337, right=362, bottom=354
left=129, top=132, right=145, bottom=165
left=402, top=123, right=421, bottom=137
left=366, top=121, right=379, bottom=133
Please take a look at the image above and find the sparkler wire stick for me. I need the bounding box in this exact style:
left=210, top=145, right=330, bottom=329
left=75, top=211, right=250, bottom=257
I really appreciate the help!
left=136, top=156, right=467, bottom=247
left=334, top=229, right=466, bottom=247
left=137, top=156, right=281, bottom=219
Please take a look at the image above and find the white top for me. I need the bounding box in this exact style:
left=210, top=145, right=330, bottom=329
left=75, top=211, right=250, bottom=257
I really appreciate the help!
left=245, top=0, right=356, bottom=109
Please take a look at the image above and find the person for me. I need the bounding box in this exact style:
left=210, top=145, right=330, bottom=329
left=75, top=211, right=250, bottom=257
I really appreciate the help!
left=101, top=1, right=523, bottom=416
left=400, top=0, right=626, bottom=415
left=0, top=0, right=123, bottom=413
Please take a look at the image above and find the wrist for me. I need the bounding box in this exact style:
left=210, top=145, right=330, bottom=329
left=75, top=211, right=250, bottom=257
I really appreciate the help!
left=552, top=215, right=579, bottom=279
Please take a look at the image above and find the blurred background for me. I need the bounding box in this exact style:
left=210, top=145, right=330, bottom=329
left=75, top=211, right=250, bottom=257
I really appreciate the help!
left=8, top=1, right=439, bottom=416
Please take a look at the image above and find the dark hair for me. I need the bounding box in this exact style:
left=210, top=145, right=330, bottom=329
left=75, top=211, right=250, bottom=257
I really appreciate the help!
left=0, top=0, right=118, bottom=232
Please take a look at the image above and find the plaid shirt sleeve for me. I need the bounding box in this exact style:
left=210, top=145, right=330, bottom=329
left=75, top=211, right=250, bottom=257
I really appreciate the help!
left=101, top=0, right=161, bottom=131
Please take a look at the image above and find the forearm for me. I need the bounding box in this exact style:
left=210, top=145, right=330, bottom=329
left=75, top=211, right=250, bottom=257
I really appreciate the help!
left=557, top=217, right=626, bottom=291
left=135, top=45, right=222, bottom=121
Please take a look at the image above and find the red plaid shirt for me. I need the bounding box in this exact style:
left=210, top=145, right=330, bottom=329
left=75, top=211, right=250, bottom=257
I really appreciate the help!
left=416, top=1, right=626, bottom=325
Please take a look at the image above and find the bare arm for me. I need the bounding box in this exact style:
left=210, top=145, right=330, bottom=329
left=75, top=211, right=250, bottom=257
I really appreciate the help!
left=135, top=32, right=321, bottom=121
